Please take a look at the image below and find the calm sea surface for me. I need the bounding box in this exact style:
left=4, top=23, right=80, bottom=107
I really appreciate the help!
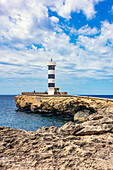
left=79, top=95, right=113, bottom=99
left=0, top=95, right=68, bottom=131
left=0, top=95, right=113, bottom=131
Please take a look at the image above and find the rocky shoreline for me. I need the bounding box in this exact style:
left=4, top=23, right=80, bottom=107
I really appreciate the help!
left=15, top=95, right=113, bottom=122
left=0, top=110, right=113, bottom=169
left=0, top=95, right=112, bottom=169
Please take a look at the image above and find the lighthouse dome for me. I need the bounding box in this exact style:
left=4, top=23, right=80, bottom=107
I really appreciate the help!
left=47, top=58, right=56, bottom=66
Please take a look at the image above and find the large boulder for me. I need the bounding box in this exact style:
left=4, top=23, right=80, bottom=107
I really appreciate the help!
left=74, top=109, right=91, bottom=122
left=60, top=115, right=113, bottom=136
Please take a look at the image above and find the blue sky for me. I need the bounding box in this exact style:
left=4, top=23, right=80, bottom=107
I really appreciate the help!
left=0, top=0, right=113, bottom=95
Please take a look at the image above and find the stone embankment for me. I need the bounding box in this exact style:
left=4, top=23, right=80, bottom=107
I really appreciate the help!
left=15, top=95, right=113, bottom=121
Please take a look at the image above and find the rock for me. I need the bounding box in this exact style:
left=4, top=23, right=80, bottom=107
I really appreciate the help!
left=74, top=109, right=91, bottom=122
left=12, top=95, right=113, bottom=169
left=58, top=114, right=113, bottom=136
left=73, top=117, right=113, bottom=136
left=0, top=115, right=113, bottom=169
left=30, top=104, right=40, bottom=112
left=15, top=95, right=113, bottom=122
left=31, top=160, right=37, bottom=167
left=15, top=95, right=41, bottom=112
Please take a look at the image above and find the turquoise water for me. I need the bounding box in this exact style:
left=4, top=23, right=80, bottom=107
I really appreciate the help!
left=0, top=95, right=68, bottom=131
left=0, top=95, right=113, bottom=131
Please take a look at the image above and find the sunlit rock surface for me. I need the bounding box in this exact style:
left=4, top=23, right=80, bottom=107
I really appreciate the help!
left=0, top=95, right=112, bottom=169
left=0, top=112, right=113, bottom=169
left=15, top=95, right=113, bottom=120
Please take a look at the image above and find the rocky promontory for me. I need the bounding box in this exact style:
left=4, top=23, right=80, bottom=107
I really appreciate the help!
left=0, top=95, right=112, bottom=169
left=15, top=95, right=113, bottom=121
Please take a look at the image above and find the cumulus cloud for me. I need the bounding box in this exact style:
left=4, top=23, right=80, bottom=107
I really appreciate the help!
left=50, top=0, right=103, bottom=19
left=31, top=44, right=37, bottom=50
left=71, top=24, right=99, bottom=35
left=50, top=16, right=59, bottom=23
left=1, top=20, right=113, bottom=81
left=75, top=21, right=113, bottom=77
left=0, top=0, right=113, bottom=82
left=0, top=0, right=50, bottom=45
left=77, top=21, right=113, bottom=52
left=0, top=0, right=103, bottom=46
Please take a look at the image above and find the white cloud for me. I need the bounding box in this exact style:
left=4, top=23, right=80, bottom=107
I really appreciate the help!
left=71, top=24, right=99, bottom=35
left=77, top=20, right=113, bottom=52
left=50, top=16, right=59, bottom=23
left=0, top=0, right=102, bottom=45
left=78, top=25, right=99, bottom=35
left=31, top=44, right=37, bottom=50
left=74, top=21, right=113, bottom=77
left=0, top=0, right=113, bottom=81
left=0, top=0, right=50, bottom=44
left=50, top=0, right=103, bottom=19
left=1, top=21, right=113, bottom=81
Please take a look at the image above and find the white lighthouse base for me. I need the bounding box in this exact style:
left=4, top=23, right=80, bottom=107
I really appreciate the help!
left=48, top=87, right=60, bottom=95
left=48, top=88, right=55, bottom=95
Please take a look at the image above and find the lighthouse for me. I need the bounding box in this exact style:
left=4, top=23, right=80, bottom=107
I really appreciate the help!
left=47, top=59, right=60, bottom=95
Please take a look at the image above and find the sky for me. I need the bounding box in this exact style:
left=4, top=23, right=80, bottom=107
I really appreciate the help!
left=0, top=0, right=113, bottom=95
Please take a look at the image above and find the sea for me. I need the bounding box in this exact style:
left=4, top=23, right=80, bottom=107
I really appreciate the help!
left=0, top=95, right=113, bottom=132
left=0, top=95, right=68, bottom=131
